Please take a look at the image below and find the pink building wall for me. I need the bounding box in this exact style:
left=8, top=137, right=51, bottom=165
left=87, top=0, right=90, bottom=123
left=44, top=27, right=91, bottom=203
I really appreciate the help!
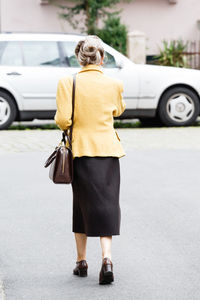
left=1, top=0, right=200, bottom=55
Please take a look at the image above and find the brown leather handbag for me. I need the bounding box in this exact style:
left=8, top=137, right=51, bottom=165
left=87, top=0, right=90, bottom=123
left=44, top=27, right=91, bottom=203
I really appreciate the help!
left=44, top=74, right=76, bottom=184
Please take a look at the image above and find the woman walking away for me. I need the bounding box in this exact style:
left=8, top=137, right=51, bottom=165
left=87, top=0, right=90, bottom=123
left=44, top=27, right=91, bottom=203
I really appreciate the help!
left=54, top=35, right=126, bottom=285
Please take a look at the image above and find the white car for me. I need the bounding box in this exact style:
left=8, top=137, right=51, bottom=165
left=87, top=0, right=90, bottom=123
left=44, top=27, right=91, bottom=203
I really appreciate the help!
left=0, top=32, right=200, bottom=129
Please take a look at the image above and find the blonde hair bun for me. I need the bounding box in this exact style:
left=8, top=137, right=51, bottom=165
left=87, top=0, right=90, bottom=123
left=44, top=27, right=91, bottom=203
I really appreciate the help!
left=75, top=35, right=104, bottom=66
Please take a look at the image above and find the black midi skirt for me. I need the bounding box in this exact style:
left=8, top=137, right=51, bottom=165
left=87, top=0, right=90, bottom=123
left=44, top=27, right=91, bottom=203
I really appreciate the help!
left=71, top=156, right=121, bottom=237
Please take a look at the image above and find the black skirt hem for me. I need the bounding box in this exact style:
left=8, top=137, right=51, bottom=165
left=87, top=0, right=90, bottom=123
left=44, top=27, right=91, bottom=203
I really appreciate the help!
left=73, top=230, right=120, bottom=237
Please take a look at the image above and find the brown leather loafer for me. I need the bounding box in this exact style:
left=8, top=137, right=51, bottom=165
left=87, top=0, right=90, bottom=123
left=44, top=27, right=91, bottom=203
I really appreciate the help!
left=73, top=260, right=88, bottom=277
left=99, top=257, right=114, bottom=284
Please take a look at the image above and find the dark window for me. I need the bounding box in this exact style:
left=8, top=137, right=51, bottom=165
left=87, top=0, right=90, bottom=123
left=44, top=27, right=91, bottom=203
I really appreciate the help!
left=22, top=41, right=61, bottom=67
left=146, top=55, right=157, bottom=65
left=0, top=41, right=23, bottom=66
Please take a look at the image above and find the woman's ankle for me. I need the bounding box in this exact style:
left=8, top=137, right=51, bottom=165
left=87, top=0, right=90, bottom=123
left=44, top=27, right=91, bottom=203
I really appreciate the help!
left=102, top=254, right=112, bottom=260
left=77, top=256, right=86, bottom=262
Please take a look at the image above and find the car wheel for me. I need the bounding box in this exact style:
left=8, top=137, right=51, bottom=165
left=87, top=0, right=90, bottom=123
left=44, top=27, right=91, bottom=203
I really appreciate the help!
left=139, top=117, right=162, bottom=127
left=0, top=92, right=17, bottom=130
left=158, top=87, right=200, bottom=126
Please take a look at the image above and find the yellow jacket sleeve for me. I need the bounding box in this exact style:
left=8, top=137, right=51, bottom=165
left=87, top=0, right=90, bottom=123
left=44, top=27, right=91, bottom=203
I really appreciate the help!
left=113, top=80, right=126, bottom=117
left=54, top=77, right=72, bottom=131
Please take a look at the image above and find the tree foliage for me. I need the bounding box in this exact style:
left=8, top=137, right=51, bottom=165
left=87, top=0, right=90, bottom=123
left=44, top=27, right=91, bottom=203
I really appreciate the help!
left=50, top=0, right=133, bottom=54
left=50, top=0, right=122, bottom=34
left=97, top=16, right=127, bottom=55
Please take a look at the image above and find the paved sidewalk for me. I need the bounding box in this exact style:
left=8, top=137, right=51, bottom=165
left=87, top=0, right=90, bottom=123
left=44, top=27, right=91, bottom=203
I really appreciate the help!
left=1, top=128, right=200, bottom=299
left=0, top=280, right=5, bottom=300
left=0, top=148, right=200, bottom=299
left=1, top=127, right=200, bottom=154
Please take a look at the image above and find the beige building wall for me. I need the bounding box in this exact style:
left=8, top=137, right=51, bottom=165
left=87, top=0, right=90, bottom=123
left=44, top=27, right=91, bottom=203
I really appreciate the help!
left=119, top=0, right=200, bottom=55
left=1, top=0, right=200, bottom=55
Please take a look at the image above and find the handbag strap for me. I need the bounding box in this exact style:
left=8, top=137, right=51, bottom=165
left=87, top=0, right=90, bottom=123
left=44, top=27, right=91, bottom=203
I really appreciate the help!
left=62, top=74, right=76, bottom=149
left=70, top=74, right=76, bottom=144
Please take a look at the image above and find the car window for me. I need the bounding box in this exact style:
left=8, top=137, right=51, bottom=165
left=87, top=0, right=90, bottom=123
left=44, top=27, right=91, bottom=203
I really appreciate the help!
left=0, top=41, right=23, bottom=66
left=61, top=41, right=117, bottom=68
left=22, top=41, right=61, bottom=67
left=61, top=41, right=79, bottom=67
left=104, top=52, right=116, bottom=68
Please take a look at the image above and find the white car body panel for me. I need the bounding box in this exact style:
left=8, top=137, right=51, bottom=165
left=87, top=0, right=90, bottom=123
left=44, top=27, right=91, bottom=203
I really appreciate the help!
left=0, top=33, right=200, bottom=118
left=0, top=66, right=70, bottom=110
left=136, top=64, right=200, bottom=109
left=0, top=76, right=24, bottom=110
left=0, top=34, right=140, bottom=111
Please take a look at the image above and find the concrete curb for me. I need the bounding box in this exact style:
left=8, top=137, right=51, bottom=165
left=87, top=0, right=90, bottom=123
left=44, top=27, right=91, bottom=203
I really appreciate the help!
left=0, top=280, right=5, bottom=300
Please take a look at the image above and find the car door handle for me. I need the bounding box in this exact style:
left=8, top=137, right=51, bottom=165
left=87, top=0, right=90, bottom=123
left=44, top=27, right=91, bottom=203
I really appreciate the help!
left=6, top=72, right=22, bottom=75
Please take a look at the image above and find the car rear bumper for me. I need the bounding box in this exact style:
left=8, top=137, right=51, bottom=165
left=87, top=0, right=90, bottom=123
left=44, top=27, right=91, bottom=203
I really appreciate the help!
left=18, top=110, right=56, bottom=121
left=118, top=109, right=156, bottom=119
left=18, top=109, right=156, bottom=121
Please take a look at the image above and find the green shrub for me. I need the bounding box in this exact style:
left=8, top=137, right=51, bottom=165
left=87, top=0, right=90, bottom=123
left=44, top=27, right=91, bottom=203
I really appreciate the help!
left=97, top=16, right=128, bottom=55
left=153, top=39, right=189, bottom=68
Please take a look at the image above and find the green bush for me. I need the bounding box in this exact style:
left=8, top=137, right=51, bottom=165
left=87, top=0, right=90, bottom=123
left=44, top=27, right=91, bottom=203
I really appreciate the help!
left=153, top=39, right=189, bottom=68
left=97, top=16, right=128, bottom=55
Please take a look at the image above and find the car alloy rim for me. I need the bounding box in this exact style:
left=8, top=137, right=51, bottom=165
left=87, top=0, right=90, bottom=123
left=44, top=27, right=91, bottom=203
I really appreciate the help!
left=166, top=93, right=195, bottom=123
left=0, top=97, right=11, bottom=125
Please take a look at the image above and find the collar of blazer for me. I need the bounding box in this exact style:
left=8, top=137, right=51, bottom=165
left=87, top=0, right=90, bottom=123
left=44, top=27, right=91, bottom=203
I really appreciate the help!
left=78, top=64, right=103, bottom=74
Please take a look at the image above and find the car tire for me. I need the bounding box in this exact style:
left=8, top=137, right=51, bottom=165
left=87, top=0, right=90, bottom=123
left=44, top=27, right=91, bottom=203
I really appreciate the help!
left=0, top=92, right=17, bottom=130
left=158, top=87, right=200, bottom=126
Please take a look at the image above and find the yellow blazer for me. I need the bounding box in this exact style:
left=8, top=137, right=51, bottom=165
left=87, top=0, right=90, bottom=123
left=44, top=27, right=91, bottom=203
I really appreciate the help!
left=54, top=64, right=126, bottom=158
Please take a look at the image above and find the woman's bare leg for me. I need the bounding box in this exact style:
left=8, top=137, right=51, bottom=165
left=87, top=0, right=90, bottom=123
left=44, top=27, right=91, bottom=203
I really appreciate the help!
left=74, top=233, right=87, bottom=261
left=100, top=236, right=112, bottom=260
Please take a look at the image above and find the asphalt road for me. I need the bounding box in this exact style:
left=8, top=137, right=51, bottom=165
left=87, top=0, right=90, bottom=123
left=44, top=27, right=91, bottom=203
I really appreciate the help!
left=0, top=148, right=200, bottom=300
